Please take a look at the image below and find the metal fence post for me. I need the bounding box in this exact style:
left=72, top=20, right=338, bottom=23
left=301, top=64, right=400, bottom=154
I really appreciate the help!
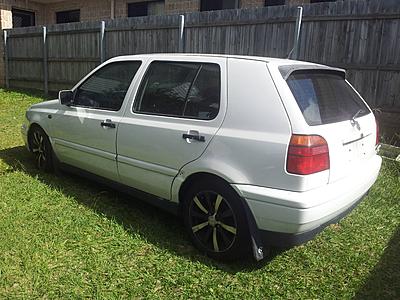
left=43, top=26, right=48, bottom=95
left=178, top=15, right=185, bottom=53
left=288, top=6, right=303, bottom=60
left=100, top=21, right=106, bottom=63
left=3, top=30, right=9, bottom=89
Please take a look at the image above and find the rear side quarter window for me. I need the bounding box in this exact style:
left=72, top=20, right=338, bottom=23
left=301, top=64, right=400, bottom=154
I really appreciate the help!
left=133, top=61, right=221, bottom=120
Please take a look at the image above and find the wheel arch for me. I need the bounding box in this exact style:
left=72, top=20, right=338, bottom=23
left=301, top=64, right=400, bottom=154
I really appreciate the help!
left=177, top=171, right=266, bottom=260
left=27, top=122, right=51, bottom=151
left=178, top=172, right=229, bottom=210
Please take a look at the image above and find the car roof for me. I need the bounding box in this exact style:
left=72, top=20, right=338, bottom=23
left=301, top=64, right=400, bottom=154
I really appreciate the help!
left=108, top=53, right=328, bottom=68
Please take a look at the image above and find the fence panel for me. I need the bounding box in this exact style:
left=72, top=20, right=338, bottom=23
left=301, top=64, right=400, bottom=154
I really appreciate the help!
left=4, top=0, right=400, bottom=110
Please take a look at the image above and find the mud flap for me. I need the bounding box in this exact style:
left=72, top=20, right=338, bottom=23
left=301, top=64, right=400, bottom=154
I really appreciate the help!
left=242, top=198, right=266, bottom=261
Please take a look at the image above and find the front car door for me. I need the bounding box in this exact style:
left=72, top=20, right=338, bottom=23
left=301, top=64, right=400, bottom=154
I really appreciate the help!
left=51, top=60, right=142, bottom=181
left=117, top=57, right=227, bottom=199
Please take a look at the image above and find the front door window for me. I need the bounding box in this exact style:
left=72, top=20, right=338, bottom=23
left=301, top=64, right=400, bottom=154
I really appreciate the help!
left=73, top=61, right=141, bottom=111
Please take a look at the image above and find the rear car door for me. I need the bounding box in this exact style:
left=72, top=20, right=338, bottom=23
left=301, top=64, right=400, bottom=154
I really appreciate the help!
left=51, top=60, right=142, bottom=181
left=117, top=57, right=227, bottom=199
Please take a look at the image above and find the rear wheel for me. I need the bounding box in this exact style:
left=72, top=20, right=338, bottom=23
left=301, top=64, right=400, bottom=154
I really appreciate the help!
left=183, top=179, right=250, bottom=260
left=28, top=126, right=53, bottom=172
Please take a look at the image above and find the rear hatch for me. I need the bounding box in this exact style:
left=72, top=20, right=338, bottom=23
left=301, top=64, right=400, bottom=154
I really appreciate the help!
left=285, top=69, right=377, bottom=183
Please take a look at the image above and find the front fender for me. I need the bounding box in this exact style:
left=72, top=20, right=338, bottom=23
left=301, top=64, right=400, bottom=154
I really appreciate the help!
left=26, top=111, right=54, bottom=148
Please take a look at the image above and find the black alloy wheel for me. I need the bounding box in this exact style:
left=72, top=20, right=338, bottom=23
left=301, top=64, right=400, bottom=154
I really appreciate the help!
left=189, top=191, right=237, bottom=253
left=183, top=179, right=250, bottom=260
left=28, top=126, right=53, bottom=172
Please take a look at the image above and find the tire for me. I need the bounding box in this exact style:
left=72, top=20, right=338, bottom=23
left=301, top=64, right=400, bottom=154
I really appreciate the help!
left=183, top=178, right=251, bottom=261
left=28, top=126, right=53, bottom=172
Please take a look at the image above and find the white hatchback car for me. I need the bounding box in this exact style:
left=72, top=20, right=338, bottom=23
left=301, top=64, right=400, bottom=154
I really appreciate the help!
left=22, top=54, right=381, bottom=261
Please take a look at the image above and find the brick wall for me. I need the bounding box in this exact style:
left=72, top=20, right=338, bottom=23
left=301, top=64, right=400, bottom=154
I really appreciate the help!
left=241, top=0, right=265, bottom=8
left=0, top=0, right=45, bottom=26
left=1, top=0, right=314, bottom=29
left=43, top=0, right=110, bottom=24
left=165, top=0, right=199, bottom=14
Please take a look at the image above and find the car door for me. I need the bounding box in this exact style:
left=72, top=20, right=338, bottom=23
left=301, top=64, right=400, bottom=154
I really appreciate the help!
left=51, top=60, right=142, bottom=181
left=117, top=57, right=227, bottom=200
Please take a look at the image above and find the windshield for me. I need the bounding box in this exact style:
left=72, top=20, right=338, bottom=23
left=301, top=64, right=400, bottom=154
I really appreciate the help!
left=286, top=70, right=370, bottom=126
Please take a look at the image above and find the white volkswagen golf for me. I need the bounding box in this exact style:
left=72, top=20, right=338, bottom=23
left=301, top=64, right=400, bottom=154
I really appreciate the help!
left=22, top=54, right=381, bottom=261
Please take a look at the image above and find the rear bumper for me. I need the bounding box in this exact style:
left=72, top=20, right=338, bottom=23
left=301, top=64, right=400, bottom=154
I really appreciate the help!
left=258, top=191, right=368, bottom=248
left=232, top=154, right=382, bottom=247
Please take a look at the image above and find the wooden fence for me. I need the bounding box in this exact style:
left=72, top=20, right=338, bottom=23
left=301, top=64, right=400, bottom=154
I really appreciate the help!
left=3, top=0, right=400, bottom=109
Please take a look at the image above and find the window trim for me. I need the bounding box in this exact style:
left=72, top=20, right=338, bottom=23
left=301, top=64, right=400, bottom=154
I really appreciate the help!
left=70, top=61, right=142, bottom=112
left=131, top=60, right=222, bottom=121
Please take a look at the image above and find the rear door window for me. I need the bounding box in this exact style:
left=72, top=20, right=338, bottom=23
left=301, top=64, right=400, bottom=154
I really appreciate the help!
left=134, top=61, right=221, bottom=120
left=286, top=70, right=370, bottom=126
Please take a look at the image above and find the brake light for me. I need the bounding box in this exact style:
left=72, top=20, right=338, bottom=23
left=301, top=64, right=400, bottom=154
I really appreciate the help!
left=287, top=135, right=330, bottom=175
left=375, top=119, right=379, bottom=145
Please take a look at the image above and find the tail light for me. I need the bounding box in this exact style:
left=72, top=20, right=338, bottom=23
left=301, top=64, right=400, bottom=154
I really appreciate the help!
left=375, top=118, right=379, bottom=145
left=287, top=135, right=330, bottom=175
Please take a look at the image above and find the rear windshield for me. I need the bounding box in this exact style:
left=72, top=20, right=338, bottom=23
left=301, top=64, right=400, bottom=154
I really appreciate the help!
left=286, top=70, right=370, bottom=126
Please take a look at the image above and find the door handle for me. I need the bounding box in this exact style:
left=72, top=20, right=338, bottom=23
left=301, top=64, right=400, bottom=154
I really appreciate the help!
left=182, top=133, right=206, bottom=142
left=100, top=119, right=116, bottom=128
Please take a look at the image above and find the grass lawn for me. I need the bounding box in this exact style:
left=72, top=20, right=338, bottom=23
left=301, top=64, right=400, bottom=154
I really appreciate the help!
left=0, top=89, right=399, bottom=299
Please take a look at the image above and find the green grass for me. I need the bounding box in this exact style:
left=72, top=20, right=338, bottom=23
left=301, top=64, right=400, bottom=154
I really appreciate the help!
left=0, top=89, right=399, bottom=299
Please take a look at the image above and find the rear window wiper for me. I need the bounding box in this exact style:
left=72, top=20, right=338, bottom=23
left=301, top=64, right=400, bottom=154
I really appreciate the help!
left=350, top=109, right=365, bottom=129
left=351, top=109, right=364, bottom=121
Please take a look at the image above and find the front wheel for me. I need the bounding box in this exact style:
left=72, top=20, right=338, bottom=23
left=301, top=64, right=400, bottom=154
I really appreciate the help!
left=183, top=179, right=250, bottom=260
left=28, top=126, right=53, bottom=172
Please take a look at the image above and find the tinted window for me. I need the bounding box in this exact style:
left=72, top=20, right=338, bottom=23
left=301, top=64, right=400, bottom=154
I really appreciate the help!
left=201, top=0, right=238, bottom=11
left=183, top=64, right=220, bottom=120
left=56, top=10, right=80, bottom=24
left=12, top=9, right=35, bottom=27
left=73, top=61, right=141, bottom=111
left=287, top=71, right=369, bottom=126
left=128, top=2, right=148, bottom=17
left=128, top=1, right=164, bottom=17
left=265, top=0, right=285, bottom=6
left=134, top=61, right=221, bottom=120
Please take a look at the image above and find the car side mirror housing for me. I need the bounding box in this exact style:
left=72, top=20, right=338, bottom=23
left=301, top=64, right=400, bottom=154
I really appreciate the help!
left=59, top=90, right=74, bottom=106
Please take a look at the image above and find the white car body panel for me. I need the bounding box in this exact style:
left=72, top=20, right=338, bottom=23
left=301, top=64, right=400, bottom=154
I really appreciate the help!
left=22, top=53, right=382, bottom=246
left=117, top=56, right=227, bottom=200
left=47, top=58, right=146, bottom=182
left=234, top=154, right=381, bottom=233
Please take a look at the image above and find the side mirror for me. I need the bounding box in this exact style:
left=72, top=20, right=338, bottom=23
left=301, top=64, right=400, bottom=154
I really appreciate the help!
left=59, top=90, right=74, bottom=106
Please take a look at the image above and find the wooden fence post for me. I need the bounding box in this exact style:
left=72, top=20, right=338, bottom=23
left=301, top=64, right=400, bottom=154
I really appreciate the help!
left=4, top=30, right=9, bottom=89
left=100, top=21, right=106, bottom=63
left=43, top=26, right=48, bottom=95
left=178, top=15, right=185, bottom=53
